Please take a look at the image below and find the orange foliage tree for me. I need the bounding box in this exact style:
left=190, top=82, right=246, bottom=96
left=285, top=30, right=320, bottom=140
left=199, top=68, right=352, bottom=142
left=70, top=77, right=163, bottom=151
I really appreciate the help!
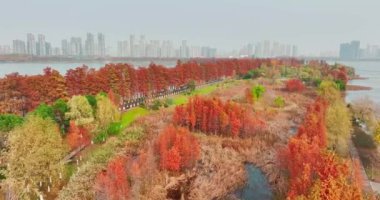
left=173, top=96, right=265, bottom=137
left=94, top=156, right=130, bottom=200
left=66, top=121, right=91, bottom=150
left=278, top=98, right=363, bottom=199
left=156, top=125, right=200, bottom=171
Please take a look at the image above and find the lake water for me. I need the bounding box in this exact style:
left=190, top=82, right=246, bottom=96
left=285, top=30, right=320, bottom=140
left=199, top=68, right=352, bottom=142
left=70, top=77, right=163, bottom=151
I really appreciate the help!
left=327, top=60, right=380, bottom=103
left=0, top=60, right=177, bottom=77
left=233, top=164, right=273, bottom=200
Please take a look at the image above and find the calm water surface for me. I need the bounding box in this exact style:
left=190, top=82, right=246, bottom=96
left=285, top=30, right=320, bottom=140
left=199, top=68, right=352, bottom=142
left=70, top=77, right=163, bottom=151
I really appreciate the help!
left=328, top=60, right=380, bottom=103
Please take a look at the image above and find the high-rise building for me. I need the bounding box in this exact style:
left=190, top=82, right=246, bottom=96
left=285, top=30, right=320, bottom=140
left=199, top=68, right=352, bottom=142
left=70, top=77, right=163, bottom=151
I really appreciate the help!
left=85, top=33, right=95, bottom=57
left=160, top=40, right=174, bottom=58
left=45, top=42, right=52, bottom=56
left=201, top=46, right=217, bottom=58
left=12, top=40, right=26, bottom=54
left=97, top=33, right=106, bottom=57
left=61, top=39, right=69, bottom=56
left=27, top=33, right=36, bottom=55
left=292, top=45, right=298, bottom=57
left=37, top=34, right=46, bottom=56
left=139, top=35, right=146, bottom=57
left=70, top=37, right=83, bottom=56
left=180, top=40, right=189, bottom=58
left=130, top=34, right=136, bottom=57
left=117, top=40, right=129, bottom=57
left=53, top=47, right=61, bottom=56
left=339, top=40, right=360, bottom=60
left=263, top=40, right=270, bottom=57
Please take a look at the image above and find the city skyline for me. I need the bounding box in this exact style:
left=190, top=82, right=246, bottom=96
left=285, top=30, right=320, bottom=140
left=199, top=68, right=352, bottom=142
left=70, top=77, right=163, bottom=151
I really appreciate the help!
left=1, top=0, right=380, bottom=56
left=3, top=32, right=300, bottom=58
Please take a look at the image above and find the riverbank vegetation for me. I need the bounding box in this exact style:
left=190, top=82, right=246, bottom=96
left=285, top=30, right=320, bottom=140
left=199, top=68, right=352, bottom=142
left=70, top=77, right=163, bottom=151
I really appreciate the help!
left=0, top=58, right=376, bottom=199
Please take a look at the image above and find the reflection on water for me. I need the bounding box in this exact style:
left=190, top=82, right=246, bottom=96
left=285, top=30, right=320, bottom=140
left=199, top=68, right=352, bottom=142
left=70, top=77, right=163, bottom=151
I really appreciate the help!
left=233, top=164, right=273, bottom=200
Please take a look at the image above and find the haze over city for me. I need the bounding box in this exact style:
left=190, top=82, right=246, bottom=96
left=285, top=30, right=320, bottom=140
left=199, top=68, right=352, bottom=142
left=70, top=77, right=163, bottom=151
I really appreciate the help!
left=1, top=0, right=380, bottom=56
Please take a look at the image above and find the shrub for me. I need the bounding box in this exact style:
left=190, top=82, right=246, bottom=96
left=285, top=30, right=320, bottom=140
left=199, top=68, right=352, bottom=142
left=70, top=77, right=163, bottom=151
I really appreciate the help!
left=335, top=80, right=346, bottom=91
left=274, top=96, right=285, bottom=108
left=252, top=84, right=266, bottom=100
left=285, top=79, right=305, bottom=92
left=164, top=98, right=174, bottom=107
left=150, top=99, right=162, bottom=110
left=0, top=114, right=23, bottom=132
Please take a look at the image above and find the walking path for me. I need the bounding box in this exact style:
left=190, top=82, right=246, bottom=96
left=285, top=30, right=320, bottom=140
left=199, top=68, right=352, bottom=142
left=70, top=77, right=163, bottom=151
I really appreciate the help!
left=348, top=140, right=373, bottom=193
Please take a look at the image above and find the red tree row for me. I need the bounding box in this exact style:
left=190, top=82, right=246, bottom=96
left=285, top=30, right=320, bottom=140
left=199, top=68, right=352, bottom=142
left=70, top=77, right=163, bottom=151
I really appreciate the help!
left=279, top=99, right=362, bottom=199
left=173, top=96, right=266, bottom=137
left=156, top=125, right=200, bottom=171
left=0, top=58, right=304, bottom=115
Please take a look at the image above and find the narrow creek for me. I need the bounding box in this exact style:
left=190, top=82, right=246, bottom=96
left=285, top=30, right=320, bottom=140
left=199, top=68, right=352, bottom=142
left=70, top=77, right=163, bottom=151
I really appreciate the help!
left=232, top=164, right=273, bottom=200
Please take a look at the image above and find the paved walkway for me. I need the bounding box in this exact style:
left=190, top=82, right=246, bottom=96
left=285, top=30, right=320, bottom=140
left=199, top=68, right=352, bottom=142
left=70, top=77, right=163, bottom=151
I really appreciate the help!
left=349, top=140, right=373, bottom=193
left=370, top=181, right=380, bottom=194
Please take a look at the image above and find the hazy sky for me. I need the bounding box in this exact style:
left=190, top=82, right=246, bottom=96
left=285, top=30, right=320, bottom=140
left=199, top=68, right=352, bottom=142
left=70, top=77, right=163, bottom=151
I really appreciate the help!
left=1, top=0, right=380, bottom=55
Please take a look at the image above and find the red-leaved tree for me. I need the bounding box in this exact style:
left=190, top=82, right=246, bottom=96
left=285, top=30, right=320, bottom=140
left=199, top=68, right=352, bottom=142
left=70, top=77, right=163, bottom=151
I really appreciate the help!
left=156, top=125, right=200, bottom=171
left=285, top=79, right=305, bottom=92
left=94, top=156, right=130, bottom=200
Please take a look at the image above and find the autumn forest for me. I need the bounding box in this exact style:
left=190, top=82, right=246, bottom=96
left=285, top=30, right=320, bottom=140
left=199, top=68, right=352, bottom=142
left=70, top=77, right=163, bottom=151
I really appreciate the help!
left=0, top=58, right=378, bottom=200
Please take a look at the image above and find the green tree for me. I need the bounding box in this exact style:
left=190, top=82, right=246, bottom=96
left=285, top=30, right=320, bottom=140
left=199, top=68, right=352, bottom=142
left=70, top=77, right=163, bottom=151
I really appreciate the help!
left=52, top=99, right=69, bottom=134
left=187, top=80, right=196, bottom=93
left=95, top=94, right=120, bottom=128
left=0, top=114, right=23, bottom=132
left=252, top=84, right=266, bottom=100
left=6, top=115, right=68, bottom=199
left=32, top=103, right=54, bottom=120
left=326, top=101, right=352, bottom=156
left=66, top=96, right=94, bottom=126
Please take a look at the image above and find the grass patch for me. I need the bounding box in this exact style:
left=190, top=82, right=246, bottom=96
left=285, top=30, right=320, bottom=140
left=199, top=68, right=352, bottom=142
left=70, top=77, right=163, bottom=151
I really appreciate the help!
left=172, top=95, right=188, bottom=105
left=121, top=107, right=149, bottom=128
left=193, top=84, right=218, bottom=95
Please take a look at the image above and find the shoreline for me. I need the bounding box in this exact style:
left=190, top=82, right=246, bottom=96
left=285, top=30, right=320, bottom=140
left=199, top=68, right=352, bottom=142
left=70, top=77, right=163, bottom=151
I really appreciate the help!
left=346, top=85, right=372, bottom=91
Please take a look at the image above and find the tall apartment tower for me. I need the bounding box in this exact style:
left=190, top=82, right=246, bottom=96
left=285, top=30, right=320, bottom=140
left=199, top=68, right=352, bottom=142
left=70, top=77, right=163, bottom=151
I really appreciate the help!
left=37, top=34, right=46, bottom=56
left=130, top=34, right=136, bottom=57
left=61, top=39, right=69, bottom=56
left=85, top=33, right=95, bottom=57
left=180, top=40, right=189, bottom=58
left=12, top=40, right=26, bottom=54
left=26, top=33, right=36, bottom=55
left=139, top=35, right=146, bottom=57
left=97, top=33, right=106, bottom=57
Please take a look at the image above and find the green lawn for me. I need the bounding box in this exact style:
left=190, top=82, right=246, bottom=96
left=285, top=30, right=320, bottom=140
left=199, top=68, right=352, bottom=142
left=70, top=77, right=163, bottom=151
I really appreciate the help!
left=170, top=84, right=220, bottom=106
left=193, top=84, right=218, bottom=95
left=121, top=107, right=149, bottom=128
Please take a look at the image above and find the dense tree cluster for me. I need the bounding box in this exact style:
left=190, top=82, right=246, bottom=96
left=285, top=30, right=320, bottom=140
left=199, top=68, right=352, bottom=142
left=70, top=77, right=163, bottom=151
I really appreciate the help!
left=285, top=79, right=305, bottom=92
left=173, top=96, right=266, bottom=137
left=0, top=59, right=303, bottom=115
left=94, top=156, right=130, bottom=200
left=279, top=99, right=363, bottom=199
left=156, top=125, right=200, bottom=171
left=6, top=115, right=68, bottom=198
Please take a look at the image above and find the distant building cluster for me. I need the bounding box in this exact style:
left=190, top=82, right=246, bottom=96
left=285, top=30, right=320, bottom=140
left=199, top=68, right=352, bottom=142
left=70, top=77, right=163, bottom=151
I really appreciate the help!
left=340, top=40, right=380, bottom=60
left=234, top=40, right=298, bottom=58
left=1, top=33, right=301, bottom=59
left=116, top=35, right=217, bottom=58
